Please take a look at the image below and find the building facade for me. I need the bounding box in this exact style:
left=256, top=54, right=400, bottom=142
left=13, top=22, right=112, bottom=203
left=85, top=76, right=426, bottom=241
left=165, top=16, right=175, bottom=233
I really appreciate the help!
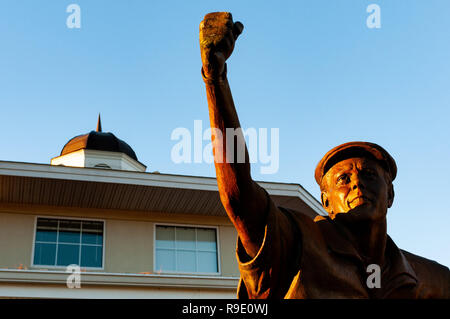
left=0, top=120, right=325, bottom=298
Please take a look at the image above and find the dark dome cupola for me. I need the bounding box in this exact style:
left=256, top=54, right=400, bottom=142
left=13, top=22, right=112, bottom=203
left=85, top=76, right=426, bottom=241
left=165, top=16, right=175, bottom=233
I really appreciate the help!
left=51, top=115, right=146, bottom=172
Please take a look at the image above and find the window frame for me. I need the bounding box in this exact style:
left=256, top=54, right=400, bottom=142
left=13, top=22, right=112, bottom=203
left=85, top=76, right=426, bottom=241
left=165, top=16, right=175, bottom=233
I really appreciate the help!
left=31, top=215, right=106, bottom=270
left=153, top=222, right=221, bottom=276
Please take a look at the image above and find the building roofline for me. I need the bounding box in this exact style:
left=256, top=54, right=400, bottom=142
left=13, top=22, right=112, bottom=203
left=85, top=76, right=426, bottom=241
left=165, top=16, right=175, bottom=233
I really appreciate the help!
left=50, top=149, right=147, bottom=171
left=0, top=160, right=325, bottom=215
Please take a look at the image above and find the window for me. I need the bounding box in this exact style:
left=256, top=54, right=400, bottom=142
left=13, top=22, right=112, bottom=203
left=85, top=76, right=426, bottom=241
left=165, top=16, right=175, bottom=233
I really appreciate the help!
left=94, top=163, right=111, bottom=169
left=155, top=225, right=219, bottom=274
left=33, top=217, right=104, bottom=268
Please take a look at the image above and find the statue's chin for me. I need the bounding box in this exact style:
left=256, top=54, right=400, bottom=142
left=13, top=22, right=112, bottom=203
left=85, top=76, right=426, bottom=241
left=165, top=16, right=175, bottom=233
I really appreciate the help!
left=334, top=204, right=374, bottom=222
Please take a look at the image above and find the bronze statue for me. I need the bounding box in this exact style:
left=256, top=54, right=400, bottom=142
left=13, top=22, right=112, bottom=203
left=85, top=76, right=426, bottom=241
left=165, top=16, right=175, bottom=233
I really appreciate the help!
left=199, top=12, right=450, bottom=298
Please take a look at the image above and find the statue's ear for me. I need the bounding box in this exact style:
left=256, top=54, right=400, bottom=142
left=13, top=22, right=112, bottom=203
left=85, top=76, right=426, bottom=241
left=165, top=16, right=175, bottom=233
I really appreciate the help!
left=321, top=191, right=332, bottom=214
left=387, top=184, right=394, bottom=208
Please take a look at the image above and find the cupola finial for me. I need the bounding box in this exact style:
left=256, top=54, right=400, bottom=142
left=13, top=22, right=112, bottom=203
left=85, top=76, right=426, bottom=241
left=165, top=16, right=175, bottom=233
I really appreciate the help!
left=96, top=113, right=102, bottom=132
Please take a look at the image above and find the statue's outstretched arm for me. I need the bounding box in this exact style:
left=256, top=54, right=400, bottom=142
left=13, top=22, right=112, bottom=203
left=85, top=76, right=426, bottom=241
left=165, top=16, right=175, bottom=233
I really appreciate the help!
left=200, top=12, right=268, bottom=258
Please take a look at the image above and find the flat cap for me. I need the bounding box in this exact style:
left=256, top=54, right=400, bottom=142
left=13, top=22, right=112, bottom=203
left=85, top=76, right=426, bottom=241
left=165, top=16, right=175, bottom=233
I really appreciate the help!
left=315, top=141, right=397, bottom=185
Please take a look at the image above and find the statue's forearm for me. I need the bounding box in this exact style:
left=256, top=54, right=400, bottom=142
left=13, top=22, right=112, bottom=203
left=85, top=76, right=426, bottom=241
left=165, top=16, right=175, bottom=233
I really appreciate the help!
left=203, top=66, right=267, bottom=258
left=204, top=67, right=251, bottom=184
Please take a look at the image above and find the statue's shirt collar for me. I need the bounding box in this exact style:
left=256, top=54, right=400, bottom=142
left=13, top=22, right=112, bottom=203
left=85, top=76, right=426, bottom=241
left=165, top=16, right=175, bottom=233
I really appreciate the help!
left=314, top=215, right=418, bottom=297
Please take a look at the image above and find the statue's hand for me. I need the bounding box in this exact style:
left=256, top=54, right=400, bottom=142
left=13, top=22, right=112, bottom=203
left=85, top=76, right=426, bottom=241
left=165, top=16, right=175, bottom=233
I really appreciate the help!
left=200, top=12, right=243, bottom=79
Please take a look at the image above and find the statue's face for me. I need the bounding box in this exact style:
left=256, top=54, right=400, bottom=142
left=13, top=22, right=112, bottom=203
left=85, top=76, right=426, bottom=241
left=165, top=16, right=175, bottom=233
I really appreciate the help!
left=321, top=157, right=393, bottom=221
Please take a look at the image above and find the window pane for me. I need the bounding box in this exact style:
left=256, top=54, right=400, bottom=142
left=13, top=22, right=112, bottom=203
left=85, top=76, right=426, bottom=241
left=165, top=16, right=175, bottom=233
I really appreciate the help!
left=81, top=245, right=102, bottom=268
left=57, top=244, right=80, bottom=266
left=37, top=218, right=58, bottom=228
left=34, top=243, right=56, bottom=265
left=156, top=226, right=175, bottom=249
left=177, top=250, right=196, bottom=272
left=36, top=230, right=57, bottom=243
left=155, top=248, right=175, bottom=272
left=197, top=251, right=218, bottom=273
left=176, top=227, right=195, bottom=250
left=82, top=232, right=103, bottom=245
left=197, top=228, right=217, bottom=251
left=59, top=220, right=81, bottom=243
left=36, top=218, right=58, bottom=242
left=81, top=221, right=103, bottom=245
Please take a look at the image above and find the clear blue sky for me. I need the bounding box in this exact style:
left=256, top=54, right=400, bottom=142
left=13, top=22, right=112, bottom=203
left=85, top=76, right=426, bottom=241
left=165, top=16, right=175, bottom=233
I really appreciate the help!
left=0, top=1, right=449, bottom=267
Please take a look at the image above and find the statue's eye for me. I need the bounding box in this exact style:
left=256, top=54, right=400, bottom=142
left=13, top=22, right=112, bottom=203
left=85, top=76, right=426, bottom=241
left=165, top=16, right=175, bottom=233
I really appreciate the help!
left=362, top=169, right=376, bottom=178
left=337, top=174, right=349, bottom=184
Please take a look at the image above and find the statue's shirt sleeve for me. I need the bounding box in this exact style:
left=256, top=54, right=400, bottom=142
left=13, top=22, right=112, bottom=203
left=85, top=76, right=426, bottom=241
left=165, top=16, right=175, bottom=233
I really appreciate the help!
left=236, top=190, right=302, bottom=299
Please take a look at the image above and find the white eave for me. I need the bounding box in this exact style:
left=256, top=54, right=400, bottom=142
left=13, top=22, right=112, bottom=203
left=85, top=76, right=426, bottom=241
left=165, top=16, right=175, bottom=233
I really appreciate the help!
left=0, top=160, right=326, bottom=217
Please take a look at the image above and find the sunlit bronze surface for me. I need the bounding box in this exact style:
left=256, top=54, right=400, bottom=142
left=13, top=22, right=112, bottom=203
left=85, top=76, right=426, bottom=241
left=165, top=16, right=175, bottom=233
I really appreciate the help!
left=200, top=12, right=449, bottom=298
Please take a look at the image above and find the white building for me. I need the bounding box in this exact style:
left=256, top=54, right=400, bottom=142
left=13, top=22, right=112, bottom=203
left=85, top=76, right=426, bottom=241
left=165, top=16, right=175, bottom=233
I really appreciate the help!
left=0, top=117, right=325, bottom=298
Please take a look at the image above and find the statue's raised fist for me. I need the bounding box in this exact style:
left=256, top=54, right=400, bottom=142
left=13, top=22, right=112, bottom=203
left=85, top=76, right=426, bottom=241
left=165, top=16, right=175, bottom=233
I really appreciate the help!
left=200, top=12, right=243, bottom=79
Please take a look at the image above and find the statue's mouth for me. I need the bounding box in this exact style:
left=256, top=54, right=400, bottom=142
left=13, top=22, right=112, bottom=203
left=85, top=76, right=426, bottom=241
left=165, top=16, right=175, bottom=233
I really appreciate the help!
left=347, top=196, right=371, bottom=209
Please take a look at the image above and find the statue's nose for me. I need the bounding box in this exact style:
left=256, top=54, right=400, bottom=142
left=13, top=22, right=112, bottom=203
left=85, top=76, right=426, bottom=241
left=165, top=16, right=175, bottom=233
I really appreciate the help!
left=351, top=174, right=365, bottom=190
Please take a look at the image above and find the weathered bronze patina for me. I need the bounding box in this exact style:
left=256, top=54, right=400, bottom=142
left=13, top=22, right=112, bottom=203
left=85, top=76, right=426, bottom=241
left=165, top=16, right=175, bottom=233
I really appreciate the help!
left=199, top=12, right=450, bottom=298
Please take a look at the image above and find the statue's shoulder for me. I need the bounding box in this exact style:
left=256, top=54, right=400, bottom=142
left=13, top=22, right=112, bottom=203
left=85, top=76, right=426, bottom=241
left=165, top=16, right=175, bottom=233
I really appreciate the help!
left=277, top=205, right=324, bottom=225
left=401, top=249, right=450, bottom=297
left=276, top=205, right=330, bottom=238
left=401, top=249, right=449, bottom=274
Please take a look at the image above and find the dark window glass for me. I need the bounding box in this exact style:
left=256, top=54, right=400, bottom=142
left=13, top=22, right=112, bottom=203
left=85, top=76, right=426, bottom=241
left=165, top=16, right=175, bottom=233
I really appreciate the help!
left=59, top=220, right=81, bottom=244
left=33, top=218, right=104, bottom=268
left=81, top=221, right=103, bottom=245
left=81, top=246, right=103, bottom=268
left=35, top=218, right=58, bottom=242
left=34, top=243, right=56, bottom=265
left=56, top=244, right=80, bottom=266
